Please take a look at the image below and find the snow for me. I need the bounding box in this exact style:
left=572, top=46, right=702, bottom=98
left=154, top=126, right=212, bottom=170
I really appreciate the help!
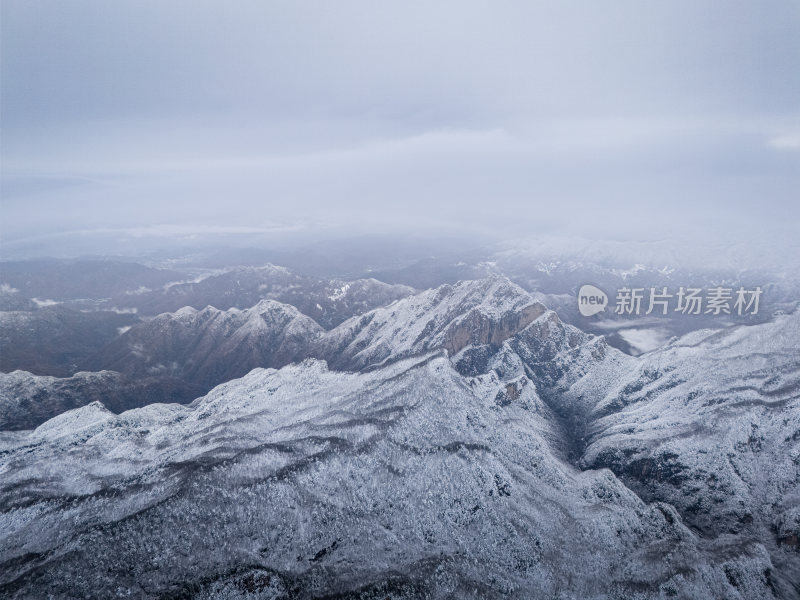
left=327, top=282, right=351, bottom=301
left=317, top=275, right=544, bottom=369
left=1, top=328, right=789, bottom=597
left=0, top=276, right=796, bottom=598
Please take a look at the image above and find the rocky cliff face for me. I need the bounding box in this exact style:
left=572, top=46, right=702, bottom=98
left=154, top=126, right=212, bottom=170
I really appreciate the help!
left=313, top=275, right=546, bottom=370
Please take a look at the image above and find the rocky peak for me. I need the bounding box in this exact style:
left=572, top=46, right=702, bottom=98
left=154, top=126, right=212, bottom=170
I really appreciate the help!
left=314, top=276, right=546, bottom=370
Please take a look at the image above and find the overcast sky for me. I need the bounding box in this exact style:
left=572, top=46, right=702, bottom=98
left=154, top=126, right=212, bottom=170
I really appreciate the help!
left=1, top=1, right=799, bottom=256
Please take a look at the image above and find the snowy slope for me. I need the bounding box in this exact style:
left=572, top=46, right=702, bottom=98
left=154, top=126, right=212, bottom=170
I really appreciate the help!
left=0, top=353, right=779, bottom=599
left=97, top=299, right=323, bottom=390
left=581, top=311, right=800, bottom=590
left=314, top=275, right=547, bottom=370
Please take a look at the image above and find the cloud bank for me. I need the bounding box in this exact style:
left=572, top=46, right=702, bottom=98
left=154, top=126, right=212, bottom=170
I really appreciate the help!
left=2, top=1, right=798, bottom=253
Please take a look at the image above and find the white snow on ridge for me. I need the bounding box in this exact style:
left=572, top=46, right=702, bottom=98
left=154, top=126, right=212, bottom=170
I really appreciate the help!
left=321, top=275, right=542, bottom=364
left=327, top=282, right=351, bottom=301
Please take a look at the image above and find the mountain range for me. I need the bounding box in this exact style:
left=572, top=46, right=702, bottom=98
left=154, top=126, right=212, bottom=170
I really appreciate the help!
left=0, top=268, right=798, bottom=598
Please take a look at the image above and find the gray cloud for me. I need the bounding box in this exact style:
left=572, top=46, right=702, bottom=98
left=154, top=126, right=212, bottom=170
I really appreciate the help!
left=2, top=0, right=799, bottom=254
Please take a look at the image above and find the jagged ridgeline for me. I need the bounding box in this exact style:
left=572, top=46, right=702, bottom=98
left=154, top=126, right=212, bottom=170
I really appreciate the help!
left=0, top=273, right=798, bottom=598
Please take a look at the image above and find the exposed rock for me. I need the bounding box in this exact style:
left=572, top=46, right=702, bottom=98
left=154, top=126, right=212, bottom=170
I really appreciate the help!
left=314, top=275, right=546, bottom=370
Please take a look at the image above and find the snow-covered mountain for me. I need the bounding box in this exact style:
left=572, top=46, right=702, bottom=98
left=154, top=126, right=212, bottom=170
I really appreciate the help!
left=312, top=275, right=628, bottom=462
left=0, top=351, right=786, bottom=599
left=0, top=264, right=416, bottom=392
left=1, top=271, right=797, bottom=598
left=582, top=311, right=800, bottom=573
left=103, top=264, right=415, bottom=329
left=314, top=275, right=547, bottom=370
left=97, top=299, right=324, bottom=391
